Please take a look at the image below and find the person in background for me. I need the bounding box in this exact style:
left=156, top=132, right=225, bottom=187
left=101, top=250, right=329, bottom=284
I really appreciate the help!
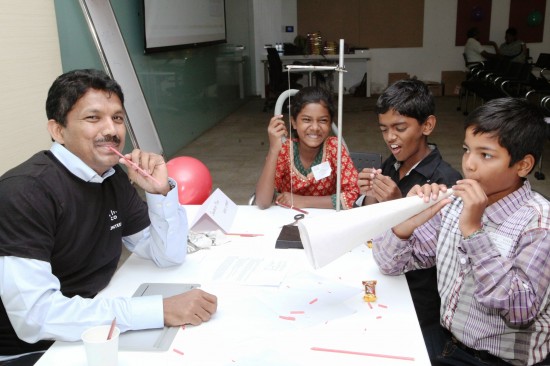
left=499, top=27, right=527, bottom=63
left=0, top=69, right=217, bottom=365
left=373, top=97, right=550, bottom=366
left=255, top=86, right=359, bottom=210
left=464, top=27, right=499, bottom=65
left=355, top=79, right=462, bottom=344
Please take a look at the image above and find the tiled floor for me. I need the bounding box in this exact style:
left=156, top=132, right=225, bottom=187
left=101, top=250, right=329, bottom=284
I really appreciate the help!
left=173, top=95, right=550, bottom=203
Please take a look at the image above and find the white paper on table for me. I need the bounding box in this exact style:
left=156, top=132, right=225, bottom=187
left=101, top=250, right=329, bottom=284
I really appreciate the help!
left=200, top=255, right=291, bottom=286
left=259, top=272, right=360, bottom=327
left=298, top=190, right=453, bottom=269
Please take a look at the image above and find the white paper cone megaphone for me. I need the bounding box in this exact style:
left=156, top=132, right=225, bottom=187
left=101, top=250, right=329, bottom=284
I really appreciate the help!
left=297, top=189, right=453, bottom=269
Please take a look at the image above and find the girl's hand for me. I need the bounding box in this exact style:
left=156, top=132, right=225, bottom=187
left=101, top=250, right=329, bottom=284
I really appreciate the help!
left=267, top=115, right=287, bottom=153
left=452, top=179, right=487, bottom=237
left=276, top=192, right=305, bottom=208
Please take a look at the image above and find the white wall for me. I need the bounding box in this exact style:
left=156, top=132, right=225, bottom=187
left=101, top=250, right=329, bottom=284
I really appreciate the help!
left=252, top=0, right=550, bottom=95
left=252, top=0, right=297, bottom=96
left=0, top=1, right=62, bottom=174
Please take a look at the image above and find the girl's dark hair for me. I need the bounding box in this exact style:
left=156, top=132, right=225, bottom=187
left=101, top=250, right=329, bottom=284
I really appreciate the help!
left=290, top=86, right=335, bottom=121
left=465, top=97, right=547, bottom=168
left=46, top=69, right=124, bottom=127
left=375, top=79, right=435, bottom=124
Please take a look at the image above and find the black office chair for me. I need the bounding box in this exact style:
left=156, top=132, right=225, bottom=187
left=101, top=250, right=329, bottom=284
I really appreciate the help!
left=535, top=94, right=550, bottom=180
left=457, top=57, right=509, bottom=115
left=525, top=89, right=550, bottom=180
left=349, top=152, right=383, bottom=172
left=263, top=48, right=302, bottom=112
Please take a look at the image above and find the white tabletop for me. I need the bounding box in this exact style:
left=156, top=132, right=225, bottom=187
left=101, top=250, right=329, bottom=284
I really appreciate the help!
left=36, top=205, right=430, bottom=365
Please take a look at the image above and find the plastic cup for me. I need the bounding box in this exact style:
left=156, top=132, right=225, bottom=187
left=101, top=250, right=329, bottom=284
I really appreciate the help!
left=81, top=325, right=120, bottom=366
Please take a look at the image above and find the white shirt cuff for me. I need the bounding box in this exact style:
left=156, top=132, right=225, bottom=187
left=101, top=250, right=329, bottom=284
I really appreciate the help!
left=128, top=295, right=164, bottom=330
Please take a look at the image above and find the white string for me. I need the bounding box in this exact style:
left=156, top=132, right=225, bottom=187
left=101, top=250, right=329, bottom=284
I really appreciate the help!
left=286, top=70, right=294, bottom=208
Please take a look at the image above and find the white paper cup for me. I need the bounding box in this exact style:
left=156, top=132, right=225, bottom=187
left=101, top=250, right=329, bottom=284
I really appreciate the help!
left=81, top=325, right=120, bottom=366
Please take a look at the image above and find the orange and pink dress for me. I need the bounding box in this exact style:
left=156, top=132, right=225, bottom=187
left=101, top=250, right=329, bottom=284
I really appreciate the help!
left=274, top=136, right=359, bottom=209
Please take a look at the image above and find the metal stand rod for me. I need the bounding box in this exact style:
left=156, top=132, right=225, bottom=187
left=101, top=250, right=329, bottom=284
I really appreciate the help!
left=336, top=39, right=345, bottom=211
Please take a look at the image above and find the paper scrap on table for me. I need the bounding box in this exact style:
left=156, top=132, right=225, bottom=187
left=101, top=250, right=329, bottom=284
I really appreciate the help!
left=204, top=255, right=290, bottom=286
left=259, top=272, right=360, bottom=326
left=298, top=189, right=453, bottom=269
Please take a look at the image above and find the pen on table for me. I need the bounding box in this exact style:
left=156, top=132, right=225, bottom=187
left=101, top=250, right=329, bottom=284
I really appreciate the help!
left=225, top=233, right=264, bottom=237
left=107, top=317, right=116, bottom=340
left=276, top=201, right=309, bottom=215
left=108, top=146, right=162, bottom=185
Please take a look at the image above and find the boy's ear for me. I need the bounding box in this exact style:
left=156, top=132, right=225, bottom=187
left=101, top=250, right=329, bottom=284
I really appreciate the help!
left=421, top=115, right=436, bottom=136
left=516, top=154, right=535, bottom=178
left=47, top=119, right=65, bottom=144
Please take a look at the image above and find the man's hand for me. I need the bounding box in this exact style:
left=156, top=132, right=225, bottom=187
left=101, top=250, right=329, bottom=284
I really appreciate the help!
left=163, top=289, right=218, bottom=326
left=119, top=149, right=171, bottom=195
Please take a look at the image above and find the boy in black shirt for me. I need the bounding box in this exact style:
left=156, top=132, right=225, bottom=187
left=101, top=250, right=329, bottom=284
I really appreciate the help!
left=356, top=79, right=462, bottom=341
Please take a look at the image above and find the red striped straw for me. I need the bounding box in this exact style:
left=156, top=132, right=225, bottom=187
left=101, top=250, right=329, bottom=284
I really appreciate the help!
left=108, top=146, right=162, bottom=185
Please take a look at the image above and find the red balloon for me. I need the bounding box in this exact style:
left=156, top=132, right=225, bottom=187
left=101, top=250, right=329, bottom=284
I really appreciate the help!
left=166, top=156, right=212, bottom=205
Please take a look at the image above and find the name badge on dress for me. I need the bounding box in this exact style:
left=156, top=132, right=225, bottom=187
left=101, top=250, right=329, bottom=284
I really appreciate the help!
left=311, top=161, right=331, bottom=181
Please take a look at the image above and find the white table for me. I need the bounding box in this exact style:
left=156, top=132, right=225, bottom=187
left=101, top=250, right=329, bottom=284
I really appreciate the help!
left=36, top=205, right=429, bottom=365
left=260, top=53, right=372, bottom=98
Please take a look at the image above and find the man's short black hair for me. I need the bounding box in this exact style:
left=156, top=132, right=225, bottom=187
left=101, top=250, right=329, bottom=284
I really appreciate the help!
left=46, top=69, right=124, bottom=127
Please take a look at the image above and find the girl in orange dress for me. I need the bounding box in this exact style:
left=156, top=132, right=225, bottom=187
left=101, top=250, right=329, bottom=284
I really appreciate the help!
left=255, top=86, right=359, bottom=210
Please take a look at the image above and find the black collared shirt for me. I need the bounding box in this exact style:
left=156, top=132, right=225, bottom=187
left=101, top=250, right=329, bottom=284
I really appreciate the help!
left=382, top=144, right=462, bottom=197
left=372, top=145, right=462, bottom=327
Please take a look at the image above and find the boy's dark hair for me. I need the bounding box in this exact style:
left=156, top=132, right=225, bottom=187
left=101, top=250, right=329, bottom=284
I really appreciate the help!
left=465, top=97, right=547, bottom=169
left=46, top=69, right=124, bottom=127
left=290, top=86, right=335, bottom=121
left=375, top=79, right=435, bottom=124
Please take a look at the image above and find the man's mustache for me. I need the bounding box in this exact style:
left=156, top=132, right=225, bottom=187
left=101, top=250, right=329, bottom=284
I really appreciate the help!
left=96, top=136, right=121, bottom=144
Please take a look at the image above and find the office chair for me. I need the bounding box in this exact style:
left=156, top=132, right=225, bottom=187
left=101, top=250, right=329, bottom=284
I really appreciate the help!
left=349, top=152, right=383, bottom=172
left=525, top=89, right=550, bottom=180
left=457, top=57, right=509, bottom=115
left=536, top=94, right=550, bottom=180
left=263, top=48, right=302, bottom=112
